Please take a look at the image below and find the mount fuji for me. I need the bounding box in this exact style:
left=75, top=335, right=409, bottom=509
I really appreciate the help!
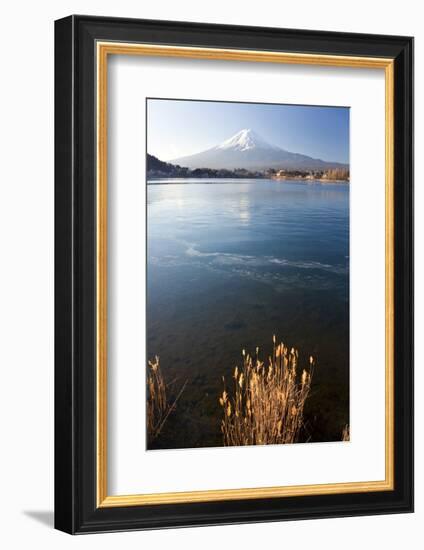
left=170, top=129, right=346, bottom=171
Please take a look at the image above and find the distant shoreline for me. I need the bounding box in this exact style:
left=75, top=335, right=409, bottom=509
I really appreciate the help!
left=146, top=153, right=349, bottom=183
left=271, top=176, right=349, bottom=184
left=147, top=177, right=349, bottom=185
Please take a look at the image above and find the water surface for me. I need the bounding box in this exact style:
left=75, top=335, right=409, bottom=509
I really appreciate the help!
left=147, top=179, right=349, bottom=449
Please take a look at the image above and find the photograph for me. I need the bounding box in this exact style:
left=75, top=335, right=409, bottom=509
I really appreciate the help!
left=146, top=98, right=350, bottom=450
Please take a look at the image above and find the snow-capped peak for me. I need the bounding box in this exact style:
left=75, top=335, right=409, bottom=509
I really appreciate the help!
left=216, top=129, right=279, bottom=152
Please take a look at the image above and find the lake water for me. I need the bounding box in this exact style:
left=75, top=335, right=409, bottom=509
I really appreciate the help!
left=147, top=178, right=349, bottom=449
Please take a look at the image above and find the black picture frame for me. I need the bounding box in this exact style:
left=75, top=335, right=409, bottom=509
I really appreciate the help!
left=55, top=15, right=414, bottom=534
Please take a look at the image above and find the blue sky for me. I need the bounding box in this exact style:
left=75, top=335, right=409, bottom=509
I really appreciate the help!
left=147, top=99, right=349, bottom=164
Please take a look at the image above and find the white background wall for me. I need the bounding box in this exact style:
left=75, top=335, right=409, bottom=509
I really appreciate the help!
left=0, top=0, right=420, bottom=547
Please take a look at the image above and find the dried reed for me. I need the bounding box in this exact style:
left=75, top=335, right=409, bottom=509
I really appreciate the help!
left=342, top=424, right=350, bottom=442
left=147, top=356, right=186, bottom=442
left=219, top=336, right=314, bottom=446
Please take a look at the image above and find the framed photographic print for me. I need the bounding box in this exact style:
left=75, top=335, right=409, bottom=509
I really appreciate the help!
left=54, top=15, right=413, bottom=533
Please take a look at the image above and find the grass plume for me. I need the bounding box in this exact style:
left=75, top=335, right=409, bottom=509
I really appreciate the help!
left=147, top=356, right=186, bottom=442
left=219, top=336, right=314, bottom=446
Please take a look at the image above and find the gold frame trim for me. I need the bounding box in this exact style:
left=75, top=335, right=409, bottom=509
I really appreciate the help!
left=96, top=42, right=395, bottom=508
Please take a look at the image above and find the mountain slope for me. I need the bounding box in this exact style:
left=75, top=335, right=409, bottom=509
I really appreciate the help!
left=170, top=129, right=347, bottom=171
left=147, top=153, right=179, bottom=173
